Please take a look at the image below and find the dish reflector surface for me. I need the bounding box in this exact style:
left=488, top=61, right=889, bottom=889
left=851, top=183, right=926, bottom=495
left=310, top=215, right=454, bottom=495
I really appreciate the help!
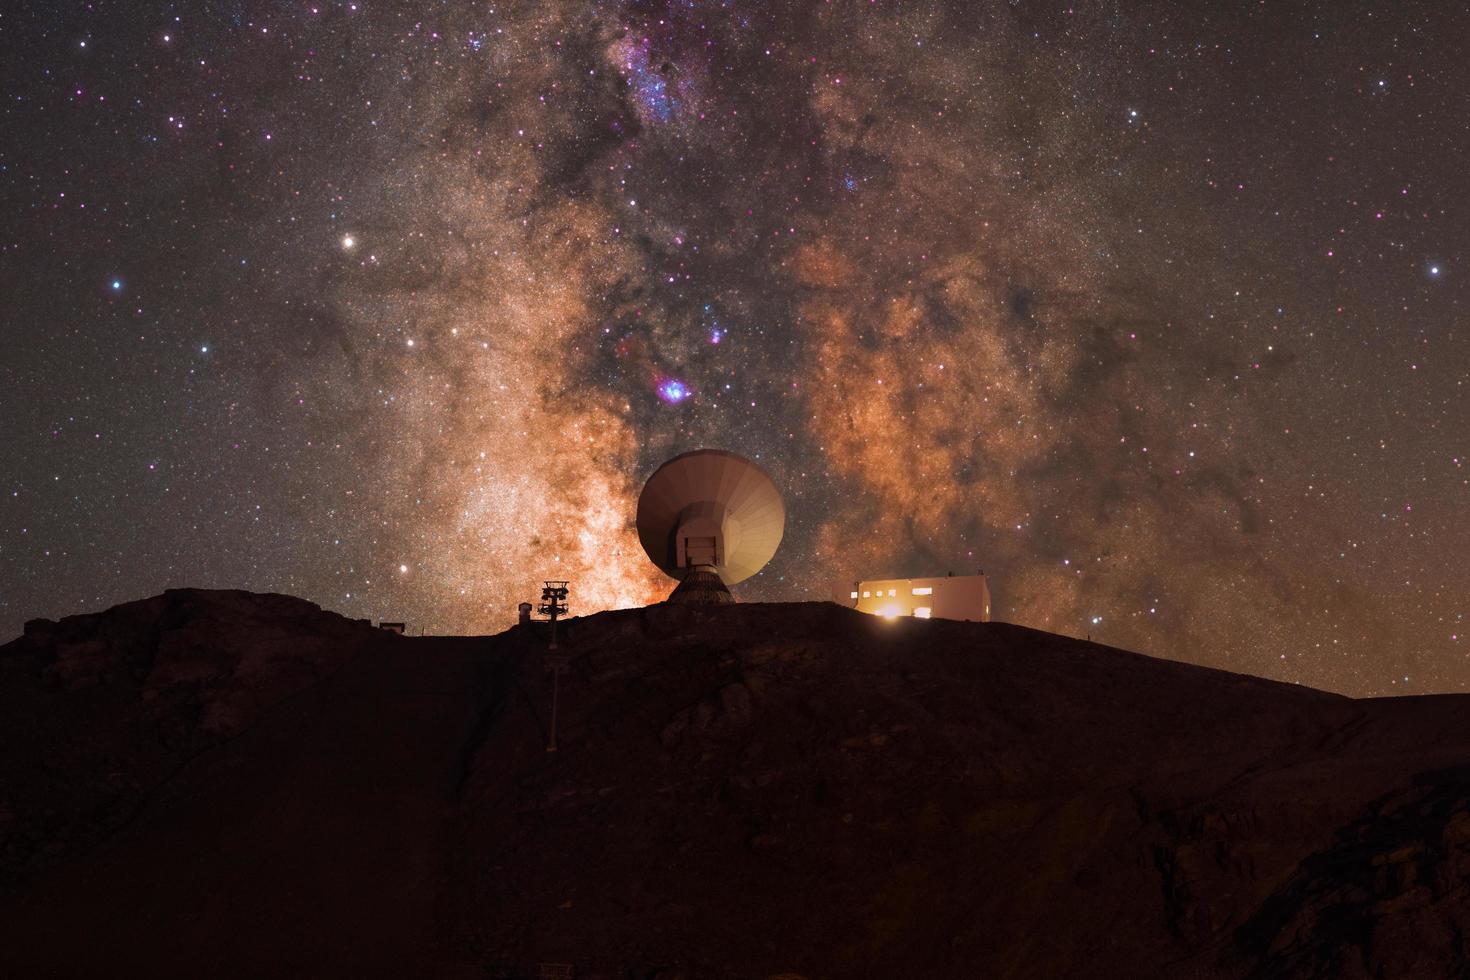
left=635, top=449, right=784, bottom=585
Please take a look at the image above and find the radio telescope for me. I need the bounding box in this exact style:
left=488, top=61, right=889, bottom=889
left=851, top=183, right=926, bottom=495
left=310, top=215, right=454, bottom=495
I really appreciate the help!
left=635, top=449, right=785, bottom=604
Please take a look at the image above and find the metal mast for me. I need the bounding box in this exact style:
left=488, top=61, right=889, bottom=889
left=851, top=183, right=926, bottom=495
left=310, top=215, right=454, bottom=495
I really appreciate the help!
left=538, top=580, right=568, bottom=650
left=538, top=581, right=570, bottom=752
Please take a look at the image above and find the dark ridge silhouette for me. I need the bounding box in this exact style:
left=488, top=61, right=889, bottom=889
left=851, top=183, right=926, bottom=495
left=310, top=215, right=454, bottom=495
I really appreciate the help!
left=2, top=589, right=1468, bottom=978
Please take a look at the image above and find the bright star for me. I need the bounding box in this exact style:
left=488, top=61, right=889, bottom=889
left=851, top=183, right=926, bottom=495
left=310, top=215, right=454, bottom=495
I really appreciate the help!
left=341, top=235, right=355, bottom=249
left=110, top=280, right=122, bottom=291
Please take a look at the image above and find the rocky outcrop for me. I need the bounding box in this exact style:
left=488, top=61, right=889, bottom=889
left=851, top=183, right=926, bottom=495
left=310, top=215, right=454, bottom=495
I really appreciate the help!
left=1235, top=767, right=1470, bottom=978
left=0, top=589, right=372, bottom=877
left=2, top=593, right=1468, bottom=978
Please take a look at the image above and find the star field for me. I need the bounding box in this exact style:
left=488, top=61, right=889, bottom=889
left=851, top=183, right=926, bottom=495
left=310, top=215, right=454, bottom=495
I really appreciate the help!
left=1, top=1, right=1467, bottom=696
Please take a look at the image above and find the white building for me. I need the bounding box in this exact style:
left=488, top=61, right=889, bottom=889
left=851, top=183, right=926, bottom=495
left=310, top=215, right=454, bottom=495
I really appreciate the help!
left=848, top=573, right=991, bottom=622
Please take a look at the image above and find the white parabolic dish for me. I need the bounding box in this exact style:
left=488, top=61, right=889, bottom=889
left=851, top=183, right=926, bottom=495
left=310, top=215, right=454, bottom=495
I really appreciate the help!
left=635, top=449, right=785, bottom=585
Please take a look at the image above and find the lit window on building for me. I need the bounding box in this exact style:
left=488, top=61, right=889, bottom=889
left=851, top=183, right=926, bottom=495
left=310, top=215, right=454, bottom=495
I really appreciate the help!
left=850, top=572, right=989, bottom=623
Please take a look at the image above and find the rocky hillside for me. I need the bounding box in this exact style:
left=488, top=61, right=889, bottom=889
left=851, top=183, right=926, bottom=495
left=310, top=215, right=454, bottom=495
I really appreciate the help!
left=2, top=590, right=1468, bottom=978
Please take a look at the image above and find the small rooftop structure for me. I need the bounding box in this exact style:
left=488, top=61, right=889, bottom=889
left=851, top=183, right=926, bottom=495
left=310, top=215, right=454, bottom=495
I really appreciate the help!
left=378, top=621, right=406, bottom=634
left=848, top=573, right=991, bottom=623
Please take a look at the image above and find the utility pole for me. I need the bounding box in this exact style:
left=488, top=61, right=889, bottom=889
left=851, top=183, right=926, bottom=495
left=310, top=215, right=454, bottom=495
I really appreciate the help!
left=545, top=654, right=570, bottom=752
left=538, top=580, right=568, bottom=650
left=538, top=581, right=570, bottom=752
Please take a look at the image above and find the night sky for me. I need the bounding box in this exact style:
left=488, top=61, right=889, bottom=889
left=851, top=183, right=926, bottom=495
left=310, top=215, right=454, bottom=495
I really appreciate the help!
left=2, top=2, right=1467, bottom=696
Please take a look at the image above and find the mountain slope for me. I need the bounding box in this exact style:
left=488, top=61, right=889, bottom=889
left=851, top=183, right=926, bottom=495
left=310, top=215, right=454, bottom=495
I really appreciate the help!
left=2, top=590, right=1467, bottom=978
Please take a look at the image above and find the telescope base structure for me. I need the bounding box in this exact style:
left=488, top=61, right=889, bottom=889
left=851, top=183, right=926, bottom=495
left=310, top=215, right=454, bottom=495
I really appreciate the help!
left=665, top=565, right=735, bottom=605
